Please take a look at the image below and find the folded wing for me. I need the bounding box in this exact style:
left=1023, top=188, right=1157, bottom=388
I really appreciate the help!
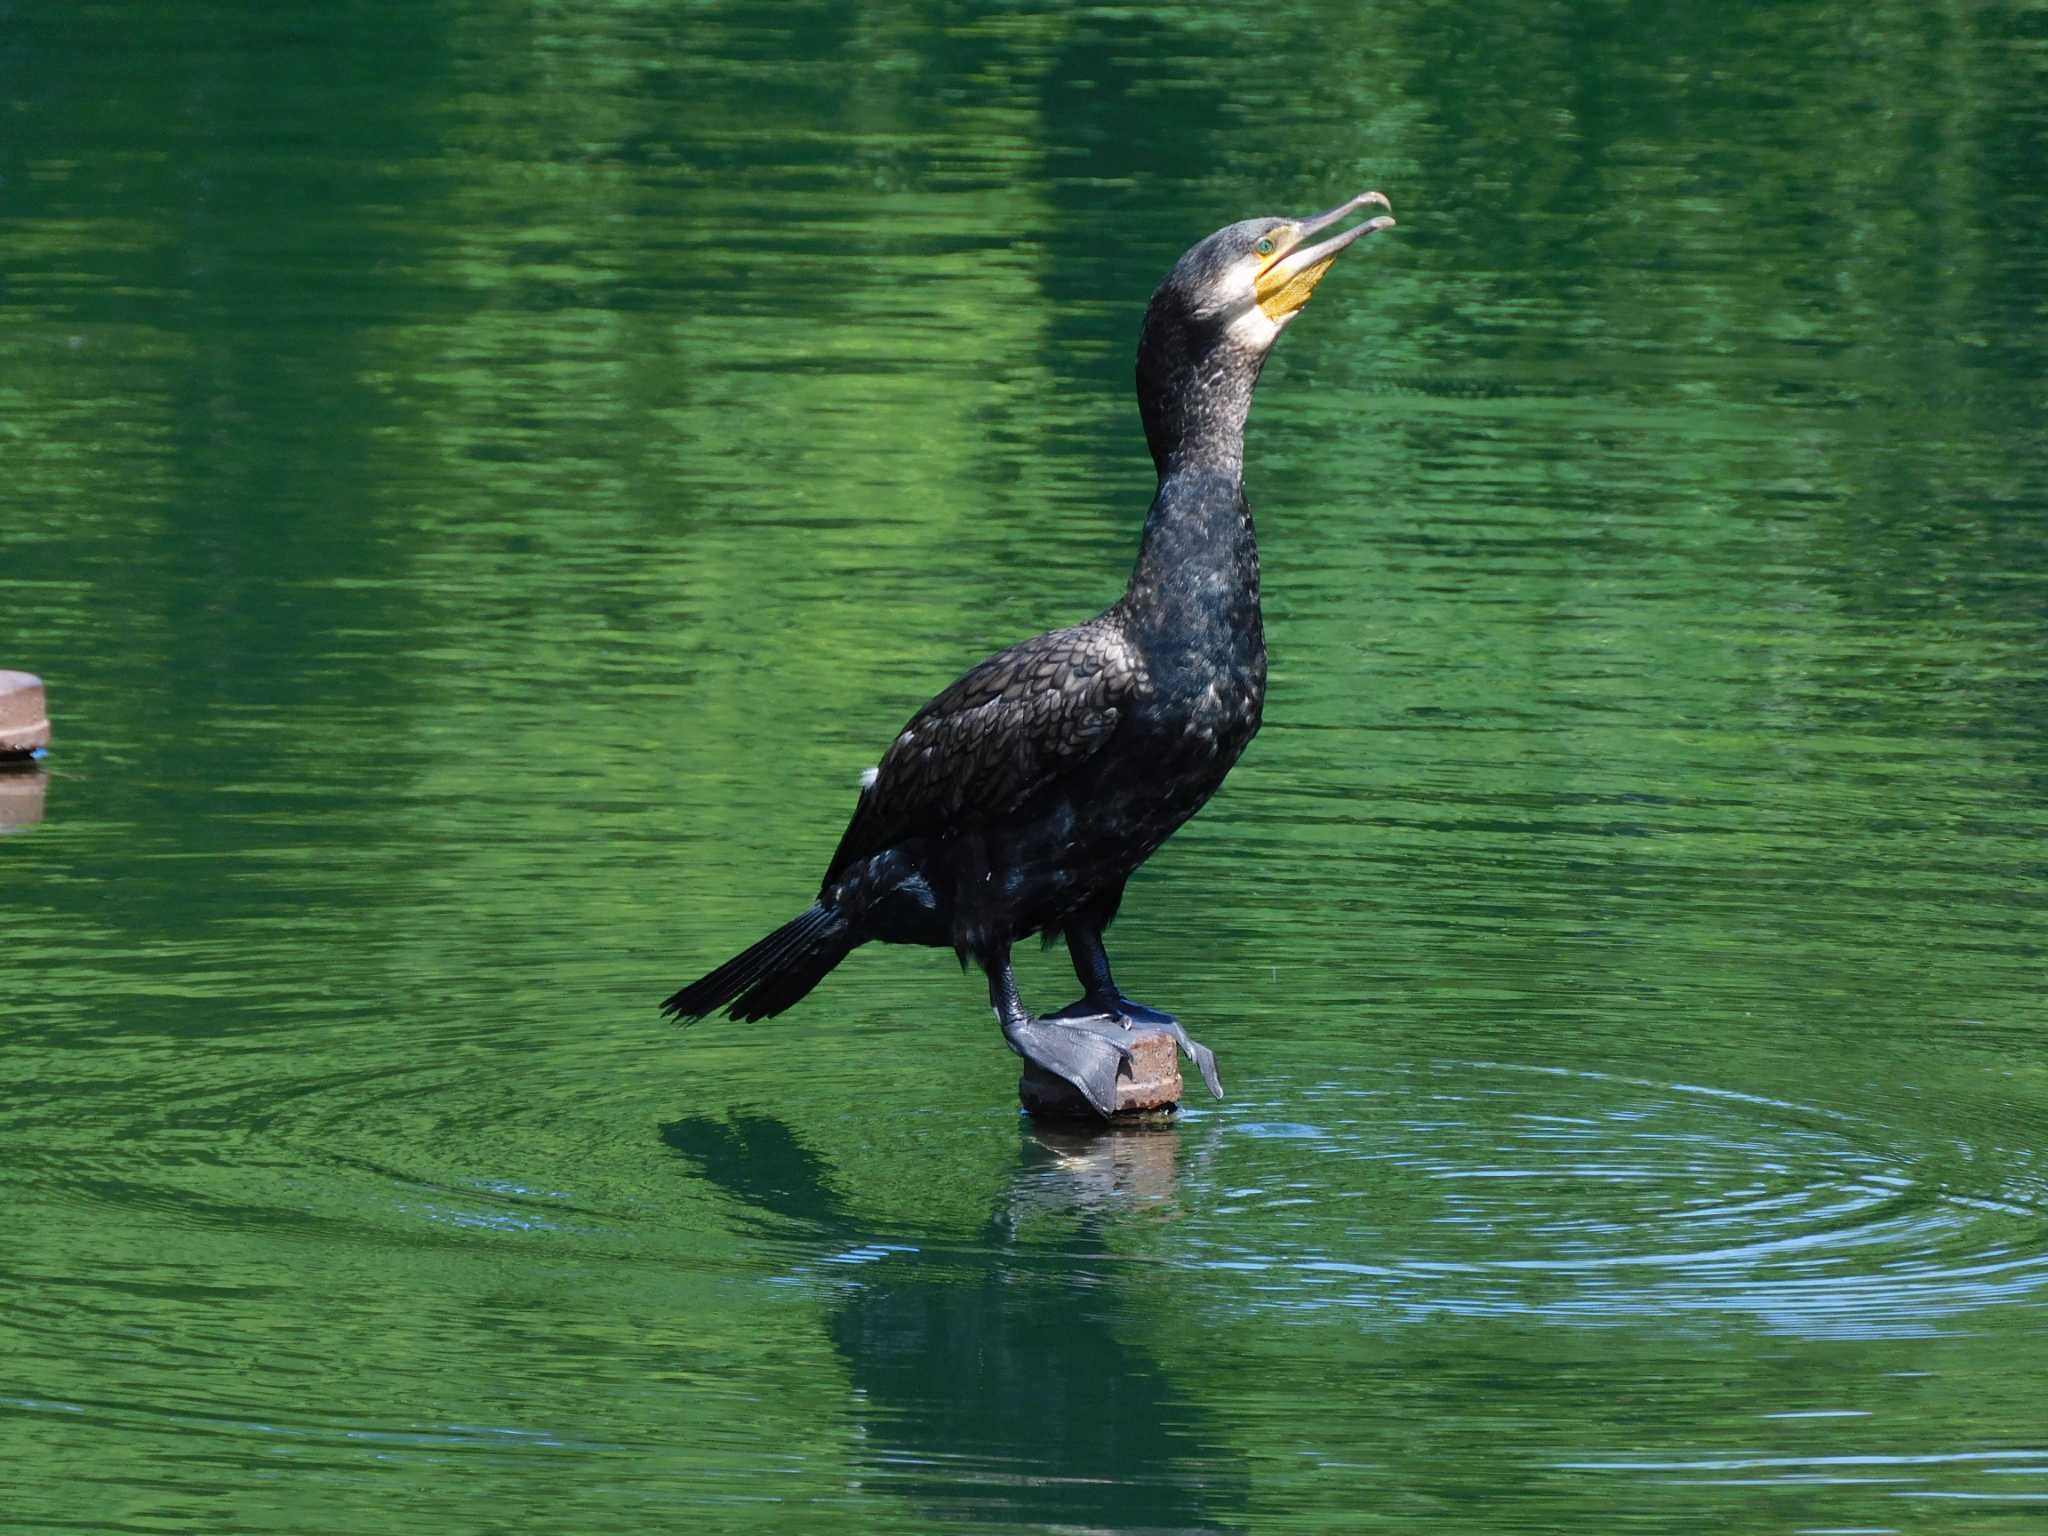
left=824, top=614, right=1143, bottom=885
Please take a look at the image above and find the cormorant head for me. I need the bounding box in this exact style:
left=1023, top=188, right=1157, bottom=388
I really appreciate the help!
left=1138, top=190, right=1394, bottom=474
left=1166, top=190, right=1395, bottom=340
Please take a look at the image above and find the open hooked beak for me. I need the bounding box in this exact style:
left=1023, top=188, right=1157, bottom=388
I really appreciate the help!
left=1253, top=190, right=1395, bottom=322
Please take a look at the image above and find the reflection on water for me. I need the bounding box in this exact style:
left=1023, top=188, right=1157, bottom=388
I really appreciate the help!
left=664, top=1115, right=1244, bottom=1532
left=0, top=770, right=48, bottom=833
left=4, top=0, right=2047, bottom=1530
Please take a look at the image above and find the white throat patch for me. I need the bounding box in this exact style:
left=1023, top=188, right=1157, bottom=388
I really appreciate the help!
left=1226, top=302, right=1282, bottom=351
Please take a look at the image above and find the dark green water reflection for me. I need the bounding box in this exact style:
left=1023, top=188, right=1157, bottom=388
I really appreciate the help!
left=5, top=1, right=2046, bottom=1531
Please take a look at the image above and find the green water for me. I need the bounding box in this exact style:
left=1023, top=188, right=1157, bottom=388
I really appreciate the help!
left=5, top=1, right=2047, bottom=1531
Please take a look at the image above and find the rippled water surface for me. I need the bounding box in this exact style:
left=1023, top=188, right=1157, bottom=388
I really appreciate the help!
left=6, top=1, right=2047, bottom=1531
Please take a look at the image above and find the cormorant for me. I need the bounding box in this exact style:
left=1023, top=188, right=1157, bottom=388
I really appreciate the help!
left=664, top=190, right=1395, bottom=1116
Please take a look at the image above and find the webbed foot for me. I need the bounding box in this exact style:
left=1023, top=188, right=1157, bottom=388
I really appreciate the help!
left=1002, top=1014, right=1134, bottom=1118
left=1044, top=994, right=1223, bottom=1100
left=1156, top=1019, right=1225, bottom=1101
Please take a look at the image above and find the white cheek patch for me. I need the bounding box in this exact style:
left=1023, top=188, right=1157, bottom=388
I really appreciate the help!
left=860, top=766, right=880, bottom=790
left=1227, top=302, right=1282, bottom=350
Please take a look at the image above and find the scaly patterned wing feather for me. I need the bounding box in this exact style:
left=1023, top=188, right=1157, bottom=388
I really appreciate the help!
left=823, top=615, right=1141, bottom=884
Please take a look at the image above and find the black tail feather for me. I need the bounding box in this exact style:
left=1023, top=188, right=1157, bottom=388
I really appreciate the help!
left=662, top=904, right=856, bottom=1023
left=728, top=931, right=856, bottom=1020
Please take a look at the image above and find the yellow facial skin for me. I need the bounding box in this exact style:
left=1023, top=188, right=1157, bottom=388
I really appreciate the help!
left=1250, top=193, right=1396, bottom=322
left=1252, top=227, right=1337, bottom=322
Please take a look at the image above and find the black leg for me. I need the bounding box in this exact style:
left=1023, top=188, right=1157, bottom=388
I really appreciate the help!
left=1048, top=924, right=1225, bottom=1101
left=1046, top=922, right=1168, bottom=1023
left=987, top=945, right=1132, bottom=1118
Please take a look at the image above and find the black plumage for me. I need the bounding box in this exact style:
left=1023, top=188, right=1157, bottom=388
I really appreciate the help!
left=664, top=191, right=1395, bottom=1114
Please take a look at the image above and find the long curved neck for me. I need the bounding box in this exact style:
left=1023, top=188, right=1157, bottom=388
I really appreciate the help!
left=1127, top=295, right=1269, bottom=634
left=1136, top=296, right=1274, bottom=480
left=1127, top=469, right=1257, bottom=624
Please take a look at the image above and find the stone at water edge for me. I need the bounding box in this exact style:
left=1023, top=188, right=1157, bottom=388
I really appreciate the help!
left=1018, top=1016, right=1184, bottom=1120
left=0, top=672, right=51, bottom=758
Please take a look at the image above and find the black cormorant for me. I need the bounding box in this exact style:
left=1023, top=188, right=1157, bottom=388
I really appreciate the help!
left=664, top=190, right=1396, bottom=1115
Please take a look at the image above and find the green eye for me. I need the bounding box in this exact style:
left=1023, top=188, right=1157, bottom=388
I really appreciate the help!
left=1255, top=237, right=1275, bottom=256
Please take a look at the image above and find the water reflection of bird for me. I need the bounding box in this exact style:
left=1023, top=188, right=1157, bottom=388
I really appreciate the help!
left=664, top=193, right=1395, bottom=1115
left=661, top=1112, right=1246, bottom=1532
